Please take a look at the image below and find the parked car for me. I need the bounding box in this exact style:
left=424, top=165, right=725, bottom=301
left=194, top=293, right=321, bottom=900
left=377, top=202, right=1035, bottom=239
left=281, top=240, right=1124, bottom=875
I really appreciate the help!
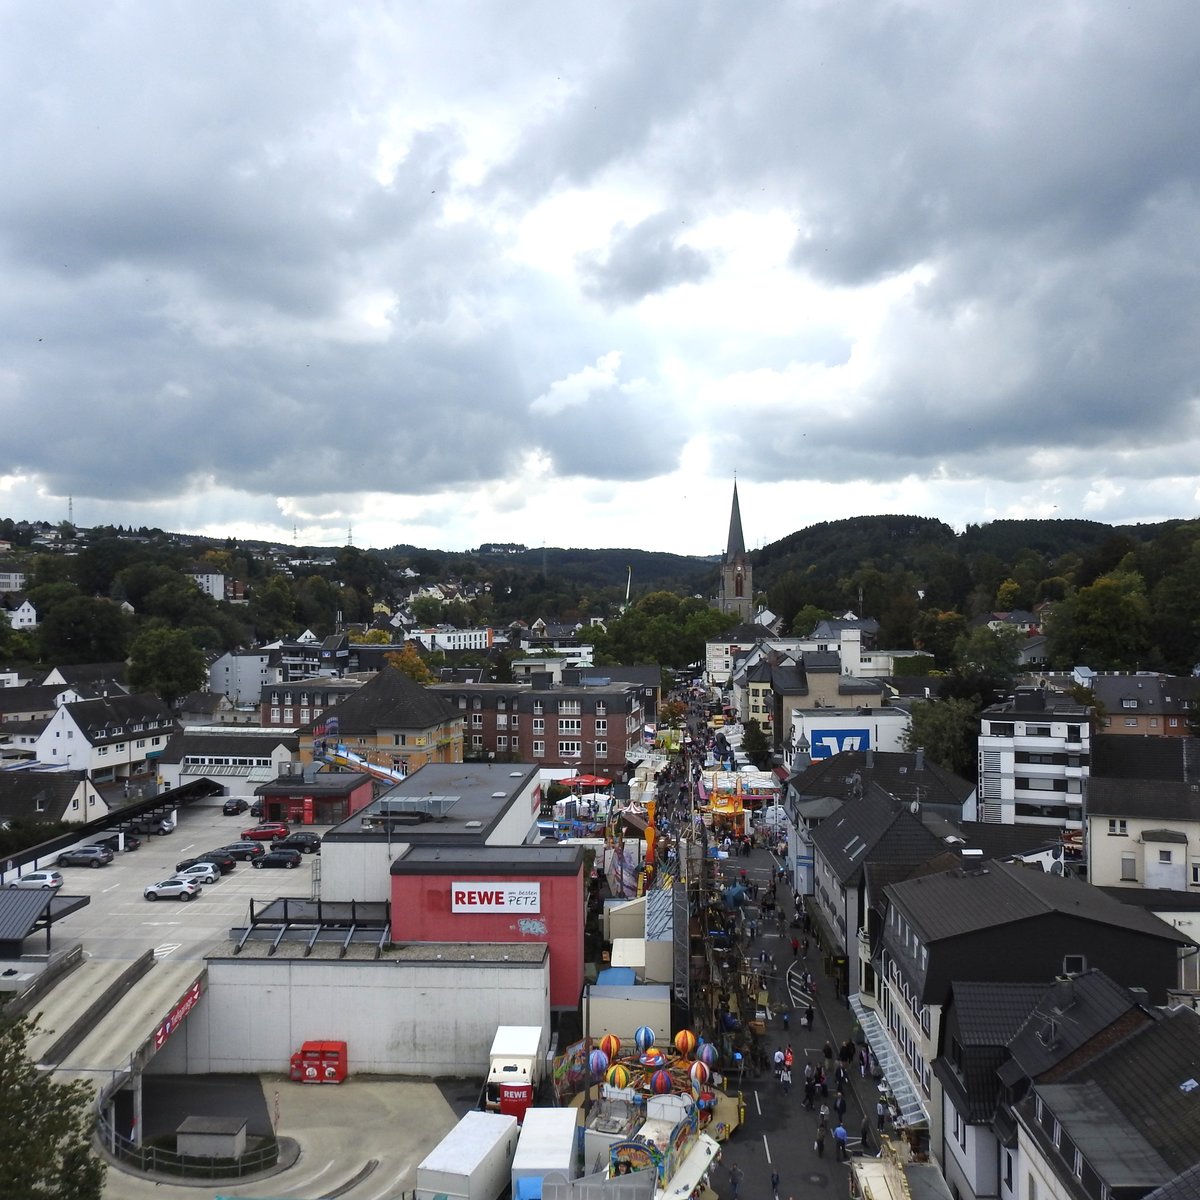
left=91, top=831, right=141, bottom=853
left=249, top=799, right=263, bottom=818
left=8, top=870, right=64, bottom=890
left=252, top=848, right=303, bottom=869
left=270, top=832, right=322, bottom=855
left=56, top=845, right=114, bottom=869
left=222, top=798, right=250, bottom=815
left=175, top=851, right=236, bottom=875
left=172, top=862, right=220, bottom=885
left=144, top=878, right=200, bottom=901
left=133, top=816, right=174, bottom=836
left=241, top=822, right=289, bottom=841
left=215, top=841, right=266, bottom=861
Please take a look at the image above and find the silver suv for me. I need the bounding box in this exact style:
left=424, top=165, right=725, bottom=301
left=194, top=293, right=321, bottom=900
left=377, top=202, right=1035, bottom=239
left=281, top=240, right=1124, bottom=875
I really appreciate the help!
left=56, top=845, right=114, bottom=868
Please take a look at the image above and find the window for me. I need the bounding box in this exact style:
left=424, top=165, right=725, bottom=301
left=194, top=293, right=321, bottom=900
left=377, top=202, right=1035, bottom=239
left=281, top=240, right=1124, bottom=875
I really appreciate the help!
left=1122, top=698, right=1138, bottom=709
left=1027, top=724, right=1052, bottom=737
left=1120, top=853, right=1137, bottom=881
left=393, top=734, right=407, bottom=747
left=1124, top=718, right=1138, bottom=727
left=283, top=708, right=293, bottom=722
left=136, top=738, right=145, bottom=748
left=97, top=746, right=108, bottom=756
left=533, top=701, right=544, bottom=715
left=533, top=740, right=544, bottom=758
left=559, top=718, right=581, bottom=733
left=300, top=709, right=310, bottom=723
left=1004, top=1152, right=1013, bottom=1191
left=1170, top=717, right=1179, bottom=728
left=596, top=702, right=607, bottom=716
left=497, top=736, right=508, bottom=749
left=596, top=719, right=607, bottom=733
left=532, top=718, right=544, bottom=734
left=1191, top=861, right=1200, bottom=886
left=471, top=714, right=483, bottom=727
left=472, top=697, right=482, bottom=710
left=1108, top=819, right=1127, bottom=835
left=271, top=708, right=281, bottom=722
left=559, top=741, right=581, bottom=757
left=472, top=735, right=483, bottom=748
left=1159, top=849, right=1172, bottom=864
left=595, top=741, right=607, bottom=757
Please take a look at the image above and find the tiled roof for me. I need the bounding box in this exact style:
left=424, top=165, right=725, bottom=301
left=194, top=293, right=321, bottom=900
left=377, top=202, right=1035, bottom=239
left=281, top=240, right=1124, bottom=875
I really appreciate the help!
left=952, top=980, right=1048, bottom=1045
left=0, top=684, right=71, bottom=716
left=1142, top=1161, right=1200, bottom=1200
left=300, top=666, right=457, bottom=734
left=43, top=662, right=128, bottom=687
left=887, top=860, right=1195, bottom=946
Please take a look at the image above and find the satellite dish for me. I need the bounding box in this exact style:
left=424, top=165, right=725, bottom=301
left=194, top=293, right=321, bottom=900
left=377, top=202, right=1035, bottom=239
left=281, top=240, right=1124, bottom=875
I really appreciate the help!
left=1052, top=846, right=1063, bottom=859
left=1051, top=862, right=1064, bottom=876
left=910, top=800, right=920, bottom=815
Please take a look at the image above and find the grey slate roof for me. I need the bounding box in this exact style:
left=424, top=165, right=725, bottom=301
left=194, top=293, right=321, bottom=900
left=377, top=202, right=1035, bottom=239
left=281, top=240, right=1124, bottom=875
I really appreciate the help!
left=63, top=694, right=175, bottom=746
left=810, top=789, right=944, bottom=887
left=300, top=665, right=458, bottom=734
left=1090, top=735, right=1200, bottom=783
left=887, top=860, right=1195, bottom=946
left=788, top=749, right=974, bottom=811
left=952, top=980, right=1047, bottom=1047
left=1142, top=1161, right=1200, bottom=1200
left=42, top=662, right=129, bottom=687
left=1052, top=1006, right=1200, bottom=1177
left=0, top=684, right=74, bottom=718
left=1086, top=776, right=1200, bottom=821
left=1006, top=970, right=1144, bottom=1080
left=0, top=771, right=87, bottom=823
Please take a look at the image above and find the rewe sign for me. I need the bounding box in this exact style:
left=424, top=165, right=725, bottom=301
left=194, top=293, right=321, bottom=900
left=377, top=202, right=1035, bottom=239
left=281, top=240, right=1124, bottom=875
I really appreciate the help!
left=452, top=882, right=541, bottom=913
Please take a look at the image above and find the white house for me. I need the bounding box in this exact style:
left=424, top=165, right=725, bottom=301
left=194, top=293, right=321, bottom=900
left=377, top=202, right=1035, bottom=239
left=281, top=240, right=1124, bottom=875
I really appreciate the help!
left=209, top=650, right=273, bottom=706
left=32, top=694, right=176, bottom=783
left=189, top=570, right=226, bottom=601
left=2, top=594, right=36, bottom=629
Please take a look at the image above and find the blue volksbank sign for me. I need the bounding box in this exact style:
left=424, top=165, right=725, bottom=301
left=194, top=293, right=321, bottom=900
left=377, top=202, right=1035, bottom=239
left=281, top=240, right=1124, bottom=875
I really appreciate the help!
left=809, top=728, right=871, bottom=759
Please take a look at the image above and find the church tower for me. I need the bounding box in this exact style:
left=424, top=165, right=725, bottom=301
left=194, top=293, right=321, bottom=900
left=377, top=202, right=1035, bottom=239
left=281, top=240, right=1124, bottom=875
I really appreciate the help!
left=716, top=482, right=754, bottom=620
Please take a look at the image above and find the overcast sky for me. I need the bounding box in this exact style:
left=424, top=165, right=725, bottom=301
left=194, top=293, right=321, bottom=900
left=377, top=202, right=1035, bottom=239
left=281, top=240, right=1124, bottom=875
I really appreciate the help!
left=3, top=2, right=1200, bottom=557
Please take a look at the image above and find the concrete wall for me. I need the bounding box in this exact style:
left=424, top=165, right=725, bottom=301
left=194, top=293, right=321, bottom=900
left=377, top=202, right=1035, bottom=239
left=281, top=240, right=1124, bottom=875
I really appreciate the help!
left=152, top=955, right=551, bottom=1076
left=585, top=985, right=671, bottom=1046
left=321, top=839, right=408, bottom=901
left=487, top=780, right=542, bottom=847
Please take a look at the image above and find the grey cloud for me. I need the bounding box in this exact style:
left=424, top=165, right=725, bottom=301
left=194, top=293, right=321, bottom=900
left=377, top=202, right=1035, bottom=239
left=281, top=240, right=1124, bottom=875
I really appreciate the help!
left=578, top=211, right=712, bottom=305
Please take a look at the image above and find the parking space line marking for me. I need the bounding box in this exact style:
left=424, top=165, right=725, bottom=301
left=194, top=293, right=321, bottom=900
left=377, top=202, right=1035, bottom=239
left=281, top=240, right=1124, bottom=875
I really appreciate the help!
left=753, top=1090, right=762, bottom=1115
left=763, top=1134, right=771, bottom=1163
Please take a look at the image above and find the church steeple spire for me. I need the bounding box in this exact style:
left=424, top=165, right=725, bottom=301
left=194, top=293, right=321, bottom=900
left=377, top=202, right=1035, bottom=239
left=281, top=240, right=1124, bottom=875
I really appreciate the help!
left=726, top=481, right=746, bottom=558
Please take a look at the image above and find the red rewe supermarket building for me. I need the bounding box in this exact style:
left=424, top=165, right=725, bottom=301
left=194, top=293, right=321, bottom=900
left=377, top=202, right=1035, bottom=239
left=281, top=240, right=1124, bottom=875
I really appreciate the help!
left=390, top=844, right=585, bottom=1010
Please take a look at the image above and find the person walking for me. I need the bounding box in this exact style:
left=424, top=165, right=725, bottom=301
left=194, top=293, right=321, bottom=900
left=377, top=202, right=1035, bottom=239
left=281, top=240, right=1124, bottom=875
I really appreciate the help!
left=802, top=1077, right=815, bottom=1110
left=823, top=1040, right=834, bottom=1070
left=877, top=1098, right=890, bottom=1132
left=770, top=1171, right=780, bottom=1200
left=833, top=1090, right=847, bottom=1122
left=782, top=1010, right=790, bottom=1032
left=790, top=935, right=799, bottom=957
left=774, top=1047, right=785, bottom=1079
left=781, top=1065, right=791, bottom=1095
left=814, top=1125, right=826, bottom=1158
left=729, top=1163, right=743, bottom=1200
left=805, top=1004, right=814, bottom=1030
left=834, top=1123, right=849, bottom=1162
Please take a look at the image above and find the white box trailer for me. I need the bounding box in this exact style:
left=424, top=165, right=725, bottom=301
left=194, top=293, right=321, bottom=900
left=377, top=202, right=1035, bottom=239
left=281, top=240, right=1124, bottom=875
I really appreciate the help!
left=417, top=1110, right=519, bottom=1200
left=484, top=1025, right=548, bottom=1120
left=511, top=1108, right=579, bottom=1200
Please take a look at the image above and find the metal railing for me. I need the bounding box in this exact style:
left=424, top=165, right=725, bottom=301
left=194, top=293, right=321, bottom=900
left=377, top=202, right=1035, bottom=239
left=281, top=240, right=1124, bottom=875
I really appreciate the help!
left=95, top=1107, right=280, bottom=1181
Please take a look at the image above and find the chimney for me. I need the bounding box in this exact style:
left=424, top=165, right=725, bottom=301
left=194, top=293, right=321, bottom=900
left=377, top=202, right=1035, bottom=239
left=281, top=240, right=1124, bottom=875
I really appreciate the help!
left=914, top=747, right=925, bottom=771
left=1054, top=975, right=1075, bottom=1011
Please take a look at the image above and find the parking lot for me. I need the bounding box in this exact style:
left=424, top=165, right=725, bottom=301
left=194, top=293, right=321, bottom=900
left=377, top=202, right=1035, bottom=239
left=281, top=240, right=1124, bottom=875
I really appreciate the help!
left=29, top=803, right=322, bottom=964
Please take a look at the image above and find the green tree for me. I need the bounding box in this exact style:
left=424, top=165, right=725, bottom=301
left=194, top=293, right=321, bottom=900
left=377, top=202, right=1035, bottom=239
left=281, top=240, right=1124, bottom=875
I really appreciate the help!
left=788, top=604, right=834, bottom=637
left=953, top=624, right=1022, bottom=682
left=995, top=578, right=1022, bottom=610
left=0, top=1015, right=106, bottom=1198
left=903, top=696, right=980, bottom=779
left=128, top=627, right=207, bottom=705
left=249, top=576, right=296, bottom=640
left=38, top=597, right=130, bottom=664
left=1046, top=570, right=1150, bottom=669
left=409, top=595, right=444, bottom=625
left=658, top=700, right=687, bottom=728
left=912, top=610, right=966, bottom=670
left=740, top=718, right=773, bottom=770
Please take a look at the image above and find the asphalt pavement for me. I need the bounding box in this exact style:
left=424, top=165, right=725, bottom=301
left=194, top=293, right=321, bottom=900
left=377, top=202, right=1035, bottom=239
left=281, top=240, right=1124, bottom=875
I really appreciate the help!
left=713, top=844, right=877, bottom=1200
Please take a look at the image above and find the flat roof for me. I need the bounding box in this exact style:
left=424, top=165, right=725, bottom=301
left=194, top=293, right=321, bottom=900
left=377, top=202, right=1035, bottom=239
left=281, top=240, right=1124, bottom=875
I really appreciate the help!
left=326, top=762, right=541, bottom=845
left=391, top=844, right=585, bottom=876
left=214, top=939, right=548, bottom=965
left=256, top=771, right=371, bottom=796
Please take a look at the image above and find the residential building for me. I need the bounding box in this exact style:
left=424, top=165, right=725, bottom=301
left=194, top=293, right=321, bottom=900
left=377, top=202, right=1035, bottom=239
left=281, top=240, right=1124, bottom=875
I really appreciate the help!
left=188, top=569, right=226, bottom=601
left=32, top=693, right=177, bottom=783
left=935, top=970, right=1156, bottom=1200
left=977, top=687, right=1092, bottom=829
left=855, top=859, right=1192, bottom=1155
left=259, top=675, right=369, bottom=728
left=296, top=665, right=463, bottom=775
left=0, top=569, right=27, bottom=592
left=2, top=594, right=37, bottom=629
left=209, top=650, right=273, bottom=706
left=407, top=627, right=493, bottom=653
left=1016, top=1005, right=1200, bottom=1200
left=429, top=677, right=645, bottom=772
left=0, top=770, right=109, bottom=825
left=809, top=788, right=945, bottom=997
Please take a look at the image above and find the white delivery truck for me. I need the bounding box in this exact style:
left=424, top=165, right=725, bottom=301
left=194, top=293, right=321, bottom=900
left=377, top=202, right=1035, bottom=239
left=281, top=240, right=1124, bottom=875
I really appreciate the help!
left=482, top=1025, right=548, bottom=1121
left=416, top=1110, right=519, bottom=1200
left=511, top=1107, right=579, bottom=1200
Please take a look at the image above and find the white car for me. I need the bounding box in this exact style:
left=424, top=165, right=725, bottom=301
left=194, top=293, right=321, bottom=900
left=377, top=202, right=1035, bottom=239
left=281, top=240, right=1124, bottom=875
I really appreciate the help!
left=8, top=870, right=65, bottom=890
left=173, top=862, right=220, bottom=885
left=144, top=878, right=200, bottom=902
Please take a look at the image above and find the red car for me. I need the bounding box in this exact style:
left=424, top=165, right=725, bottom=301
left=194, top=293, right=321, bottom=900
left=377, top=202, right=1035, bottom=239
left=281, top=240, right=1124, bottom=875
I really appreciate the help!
left=241, top=822, right=290, bottom=841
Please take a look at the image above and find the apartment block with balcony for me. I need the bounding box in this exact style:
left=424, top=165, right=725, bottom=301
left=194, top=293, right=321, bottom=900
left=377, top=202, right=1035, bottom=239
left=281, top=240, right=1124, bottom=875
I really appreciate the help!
left=977, top=687, right=1092, bottom=829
